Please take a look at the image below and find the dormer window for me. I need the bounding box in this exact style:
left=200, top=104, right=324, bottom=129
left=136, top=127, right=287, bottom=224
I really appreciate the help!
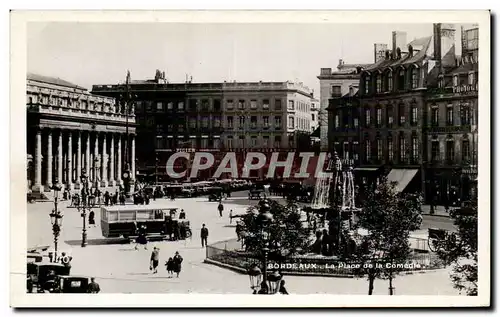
left=398, top=68, right=405, bottom=90
left=453, top=75, right=459, bottom=87
left=411, top=67, right=419, bottom=89
left=387, top=71, right=393, bottom=92
left=364, top=75, right=370, bottom=94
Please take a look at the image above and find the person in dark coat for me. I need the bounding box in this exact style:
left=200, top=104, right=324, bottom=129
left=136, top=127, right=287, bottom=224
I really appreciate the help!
left=218, top=202, right=224, bottom=217
left=278, top=279, right=289, bottom=294
left=200, top=224, right=209, bottom=247
left=173, top=251, right=183, bottom=278
left=88, top=210, right=96, bottom=226
left=134, top=225, right=148, bottom=250
left=165, top=257, right=174, bottom=277
left=87, top=277, right=100, bottom=293
left=104, top=191, right=110, bottom=206
left=179, top=209, right=186, bottom=219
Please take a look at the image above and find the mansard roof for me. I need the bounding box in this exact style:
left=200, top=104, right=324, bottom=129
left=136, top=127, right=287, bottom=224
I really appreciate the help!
left=27, top=73, right=87, bottom=90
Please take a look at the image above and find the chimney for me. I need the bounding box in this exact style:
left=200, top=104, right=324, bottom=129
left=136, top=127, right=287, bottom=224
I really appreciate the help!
left=374, top=43, right=388, bottom=63
left=392, top=31, right=407, bottom=59
left=433, top=23, right=456, bottom=69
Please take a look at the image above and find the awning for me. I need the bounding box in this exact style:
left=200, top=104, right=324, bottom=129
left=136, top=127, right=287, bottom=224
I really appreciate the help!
left=386, top=169, right=419, bottom=193
left=354, top=167, right=379, bottom=172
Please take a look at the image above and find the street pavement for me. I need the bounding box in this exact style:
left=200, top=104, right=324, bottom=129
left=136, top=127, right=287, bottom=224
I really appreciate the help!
left=25, top=193, right=460, bottom=295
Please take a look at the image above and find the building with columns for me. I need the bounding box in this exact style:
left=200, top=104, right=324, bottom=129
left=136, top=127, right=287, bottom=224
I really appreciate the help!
left=27, top=73, right=136, bottom=193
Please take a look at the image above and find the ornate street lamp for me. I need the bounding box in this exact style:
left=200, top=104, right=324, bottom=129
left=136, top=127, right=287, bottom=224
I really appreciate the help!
left=79, top=169, right=89, bottom=247
left=49, top=181, right=63, bottom=256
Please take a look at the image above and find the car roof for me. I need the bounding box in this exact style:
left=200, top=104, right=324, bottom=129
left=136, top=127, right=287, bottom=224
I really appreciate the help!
left=102, top=205, right=181, bottom=211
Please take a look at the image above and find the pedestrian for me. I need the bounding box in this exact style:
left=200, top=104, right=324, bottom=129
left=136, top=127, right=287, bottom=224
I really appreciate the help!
left=278, top=279, right=289, bottom=294
left=201, top=224, right=209, bottom=247
left=150, top=247, right=160, bottom=274
left=134, top=225, right=148, bottom=250
left=87, top=277, right=101, bottom=293
left=229, top=209, right=233, bottom=224
left=89, top=210, right=95, bottom=227
left=218, top=202, right=224, bottom=217
left=179, top=209, right=186, bottom=219
left=104, top=191, right=110, bottom=206
left=165, top=257, right=174, bottom=277
left=173, top=251, right=183, bottom=278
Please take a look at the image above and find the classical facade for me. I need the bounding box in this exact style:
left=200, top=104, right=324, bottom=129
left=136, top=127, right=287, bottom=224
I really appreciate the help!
left=27, top=73, right=136, bottom=193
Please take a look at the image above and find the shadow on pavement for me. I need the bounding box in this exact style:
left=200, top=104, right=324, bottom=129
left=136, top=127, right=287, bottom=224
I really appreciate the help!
left=64, top=238, right=130, bottom=246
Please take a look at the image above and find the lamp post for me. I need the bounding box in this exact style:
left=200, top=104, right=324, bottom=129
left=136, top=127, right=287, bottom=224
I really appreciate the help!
left=79, top=169, right=89, bottom=247
left=49, top=181, right=63, bottom=257
left=155, top=154, right=159, bottom=186
left=247, top=200, right=282, bottom=294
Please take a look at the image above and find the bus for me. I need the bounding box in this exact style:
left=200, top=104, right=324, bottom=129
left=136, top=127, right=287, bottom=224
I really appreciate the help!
left=100, top=205, right=181, bottom=239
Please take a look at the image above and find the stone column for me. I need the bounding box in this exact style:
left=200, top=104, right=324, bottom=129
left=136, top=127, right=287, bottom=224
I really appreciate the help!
left=57, top=130, right=63, bottom=185
left=85, top=131, right=90, bottom=177
left=46, top=129, right=53, bottom=189
left=76, top=131, right=82, bottom=187
left=66, top=131, right=73, bottom=191
left=109, top=134, right=115, bottom=186
left=117, top=134, right=122, bottom=186
left=131, top=134, right=136, bottom=180
left=101, top=133, right=108, bottom=187
left=94, top=132, right=100, bottom=188
left=33, top=129, right=43, bottom=192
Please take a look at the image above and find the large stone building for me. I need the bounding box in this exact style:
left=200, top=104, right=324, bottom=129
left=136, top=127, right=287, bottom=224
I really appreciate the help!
left=27, top=73, right=136, bottom=193
left=92, top=74, right=314, bottom=181
left=327, top=23, right=479, bottom=205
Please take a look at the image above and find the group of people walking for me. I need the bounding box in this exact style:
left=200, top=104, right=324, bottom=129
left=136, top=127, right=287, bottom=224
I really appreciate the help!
left=148, top=247, right=183, bottom=278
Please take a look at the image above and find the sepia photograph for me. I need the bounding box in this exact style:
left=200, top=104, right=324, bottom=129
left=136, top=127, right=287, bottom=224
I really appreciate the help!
left=10, top=10, right=490, bottom=307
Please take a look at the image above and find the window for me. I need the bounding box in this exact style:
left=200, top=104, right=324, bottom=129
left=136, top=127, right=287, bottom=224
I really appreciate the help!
left=135, top=100, right=142, bottom=111
left=167, top=102, right=173, bottom=110
left=275, top=99, right=282, bottom=110
left=263, top=99, right=269, bottom=110
left=461, top=106, right=471, bottom=125
left=263, top=116, right=269, bottom=128
left=398, top=69, right=405, bottom=90
left=213, top=116, right=221, bottom=128
left=167, top=124, right=174, bottom=132
left=201, top=117, right=209, bottom=128
left=446, top=106, right=454, bottom=125
left=387, top=71, right=393, bottom=91
left=331, top=85, right=341, bottom=96
left=178, top=124, right=184, bottom=132
left=453, top=75, right=459, bottom=87
left=365, top=109, right=371, bottom=125
left=239, top=136, right=245, bottom=148
left=227, top=116, right=234, bottom=129
left=387, top=105, right=393, bottom=126
left=388, top=138, right=394, bottom=162
left=227, top=136, right=233, bottom=148
left=462, top=139, right=470, bottom=162
left=156, top=102, right=164, bottom=110
left=263, top=136, right=269, bottom=148
left=377, top=139, right=383, bottom=160
left=411, top=67, right=419, bottom=89
left=288, top=100, right=295, bottom=110
left=250, top=116, right=257, bottom=129
left=399, top=104, right=406, bottom=125
left=399, top=135, right=407, bottom=162
left=446, top=140, right=455, bottom=162
left=156, top=137, right=165, bottom=149
left=156, top=124, right=164, bottom=134
left=365, top=140, right=371, bottom=161
left=250, top=100, right=257, bottom=109
left=352, top=142, right=359, bottom=162
left=438, top=76, right=444, bottom=88
left=275, top=116, right=282, bottom=129
left=288, top=116, right=295, bottom=128
left=238, top=100, right=245, bottom=110
left=189, top=117, right=197, bottom=129
left=178, top=101, right=184, bottom=110
left=468, top=73, right=475, bottom=86
left=364, top=76, right=370, bottom=94
left=431, top=107, right=439, bottom=126
left=274, top=136, right=281, bottom=148
left=335, top=115, right=340, bottom=128
left=239, top=116, right=245, bottom=129
left=288, top=134, right=295, bottom=148
left=376, top=74, right=382, bottom=93
left=411, top=106, right=418, bottom=124
left=200, top=100, right=209, bottom=110
left=311, top=113, right=315, bottom=121
left=251, top=136, right=257, bottom=147
left=376, top=108, right=382, bottom=126
left=214, top=99, right=221, bottom=111
left=354, top=118, right=359, bottom=128
left=431, top=141, right=440, bottom=162
left=412, top=136, right=419, bottom=161
left=227, top=100, right=234, bottom=110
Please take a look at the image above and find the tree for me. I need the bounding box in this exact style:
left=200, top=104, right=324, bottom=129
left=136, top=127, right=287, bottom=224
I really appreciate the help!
left=435, top=201, right=478, bottom=296
left=354, top=179, right=423, bottom=295
left=240, top=199, right=310, bottom=259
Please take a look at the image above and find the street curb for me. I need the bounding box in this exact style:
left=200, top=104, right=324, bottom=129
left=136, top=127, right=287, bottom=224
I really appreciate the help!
left=422, top=213, right=450, bottom=218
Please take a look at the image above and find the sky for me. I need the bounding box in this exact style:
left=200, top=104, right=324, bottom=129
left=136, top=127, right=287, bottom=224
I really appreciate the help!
left=27, top=22, right=464, bottom=96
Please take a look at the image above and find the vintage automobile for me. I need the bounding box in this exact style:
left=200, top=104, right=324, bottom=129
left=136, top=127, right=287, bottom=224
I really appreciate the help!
left=208, top=187, right=224, bottom=202
left=27, top=262, right=71, bottom=293
left=53, top=276, right=90, bottom=293
left=164, top=216, right=192, bottom=240
left=248, top=189, right=265, bottom=200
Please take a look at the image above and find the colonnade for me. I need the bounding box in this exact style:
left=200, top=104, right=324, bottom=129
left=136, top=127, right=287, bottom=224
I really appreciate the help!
left=31, top=128, right=135, bottom=192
